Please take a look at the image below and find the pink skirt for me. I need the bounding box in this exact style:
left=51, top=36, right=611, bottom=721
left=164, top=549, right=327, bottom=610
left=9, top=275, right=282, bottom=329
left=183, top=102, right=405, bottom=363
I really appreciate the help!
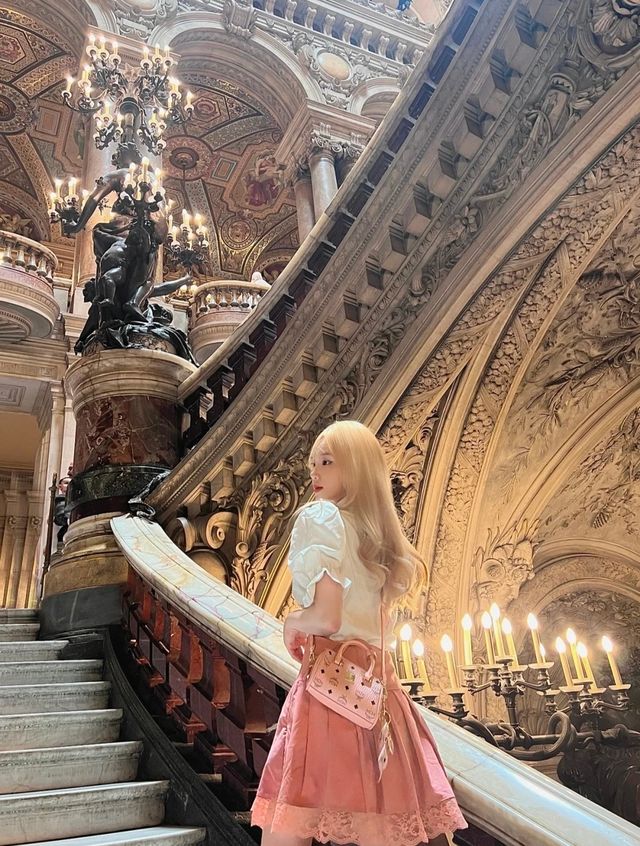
left=251, top=636, right=467, bottom=846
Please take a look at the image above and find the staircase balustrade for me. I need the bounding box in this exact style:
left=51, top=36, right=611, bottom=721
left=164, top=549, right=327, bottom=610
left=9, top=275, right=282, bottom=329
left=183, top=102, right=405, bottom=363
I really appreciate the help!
left=112, top=515, right=640, bottom=846
left=179, top=0, right=483, bottom=453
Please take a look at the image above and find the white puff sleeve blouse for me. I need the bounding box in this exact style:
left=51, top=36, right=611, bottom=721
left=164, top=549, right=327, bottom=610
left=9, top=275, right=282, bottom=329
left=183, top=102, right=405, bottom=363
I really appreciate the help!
left=289, top=501, right=352, bottom=608
left=288, top=501, right=390, bottom=646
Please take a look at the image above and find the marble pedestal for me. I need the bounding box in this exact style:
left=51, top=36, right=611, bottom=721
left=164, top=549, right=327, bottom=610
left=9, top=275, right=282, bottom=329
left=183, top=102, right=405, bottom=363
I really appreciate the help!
left=42, top=348, right=197, bottom=635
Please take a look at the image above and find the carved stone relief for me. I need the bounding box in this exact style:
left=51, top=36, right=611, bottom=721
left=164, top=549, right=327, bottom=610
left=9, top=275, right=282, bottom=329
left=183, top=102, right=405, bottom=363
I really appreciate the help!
left=113, top=0, right=178, bottom=37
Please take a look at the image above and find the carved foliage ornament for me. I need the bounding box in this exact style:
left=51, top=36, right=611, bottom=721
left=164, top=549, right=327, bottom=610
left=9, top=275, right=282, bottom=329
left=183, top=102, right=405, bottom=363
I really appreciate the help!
left=590, top=0, right=640, bottom=52
left=473, top=518, right=540, bottom=610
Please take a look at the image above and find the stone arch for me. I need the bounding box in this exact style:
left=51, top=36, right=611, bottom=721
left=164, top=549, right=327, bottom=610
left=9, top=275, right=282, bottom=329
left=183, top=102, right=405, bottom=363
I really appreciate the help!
left=350, top=78, right=402, bottom=122
left=152, top=14, right=323, bottom=116
left=379, top=114, right=640, bottom=687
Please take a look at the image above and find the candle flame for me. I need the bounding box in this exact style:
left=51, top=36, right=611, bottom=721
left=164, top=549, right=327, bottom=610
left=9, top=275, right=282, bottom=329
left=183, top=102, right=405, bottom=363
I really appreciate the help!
left=440, top=634, right=453, bottom=653
left=602, top=636, right=613, bottom=653
left=389, top=638, right=397, bottom=651
left=577, top=642, right=588, bottom=659
left=412, top=639, right=424, bottom=657
left=490, top=603, right=501, bottom=621
left=399, top=623, right=412, bottom=642
left=501, top=618, right=513, bottom=635
left=461, top=613, right=472, bottom=631
left=555, top=637, right=566, bottom=654
left=481, top=611, right=492, bottom=630
left=566, top=628, right=577, bottom=645
left=527, top=613, right=538, bottom=630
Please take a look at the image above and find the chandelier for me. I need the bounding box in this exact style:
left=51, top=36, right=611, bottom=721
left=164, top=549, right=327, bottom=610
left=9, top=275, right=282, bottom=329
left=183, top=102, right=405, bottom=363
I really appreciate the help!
left=166, top=210, right=210, bottom=271
left=62, top=35, right=194, bottom=165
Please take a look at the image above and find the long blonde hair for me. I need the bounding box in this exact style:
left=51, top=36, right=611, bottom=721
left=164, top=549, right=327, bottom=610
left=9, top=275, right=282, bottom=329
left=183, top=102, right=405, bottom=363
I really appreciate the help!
left=309, top=420, right=425, bottom=606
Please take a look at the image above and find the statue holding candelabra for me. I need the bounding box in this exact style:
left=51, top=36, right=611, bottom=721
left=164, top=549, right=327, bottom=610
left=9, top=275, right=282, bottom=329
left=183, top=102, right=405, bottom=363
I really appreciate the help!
left=48, top=33, right=208, bottom=361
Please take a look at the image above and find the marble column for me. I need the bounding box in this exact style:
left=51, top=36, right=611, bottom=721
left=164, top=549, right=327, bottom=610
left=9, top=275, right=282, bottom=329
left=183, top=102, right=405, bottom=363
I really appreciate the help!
left=309, top=148, right=339, bottom=220
left=292, top=167, right=316, bottom=242
left=43, top=348, right=197, bottom=623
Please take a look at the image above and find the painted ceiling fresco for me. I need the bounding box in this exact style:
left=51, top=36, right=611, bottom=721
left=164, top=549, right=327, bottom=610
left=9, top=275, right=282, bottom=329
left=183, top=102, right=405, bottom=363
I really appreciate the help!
left=0, top=3, right=87, bottom=240
left=163, top=66, right=299, bottom=281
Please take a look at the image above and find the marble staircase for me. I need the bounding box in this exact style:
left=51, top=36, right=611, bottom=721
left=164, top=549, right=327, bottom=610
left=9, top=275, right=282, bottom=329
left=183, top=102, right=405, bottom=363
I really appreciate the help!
left=0, top=609, right=205, bottom=846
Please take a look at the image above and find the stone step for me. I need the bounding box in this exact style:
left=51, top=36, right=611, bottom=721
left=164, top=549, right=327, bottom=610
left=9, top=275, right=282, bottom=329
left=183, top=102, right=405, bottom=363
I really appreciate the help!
left=0, top=781, right=168, bottom=845
left=0, top=660, right=103, bottom=686
left=0, top=641, right=68, bottom=663
left=0, top=682, right=110, bottom=714
left=0, top=611, right=38, bottom=624
left=0, top=741, right=143, bottom=794
left=0, top=709, right=123, bottom=751
left=11, top=826, right=207, bottom=846
left=0, top=661, right=103, bottom=686
left=0, top=624, right=39, bottom=642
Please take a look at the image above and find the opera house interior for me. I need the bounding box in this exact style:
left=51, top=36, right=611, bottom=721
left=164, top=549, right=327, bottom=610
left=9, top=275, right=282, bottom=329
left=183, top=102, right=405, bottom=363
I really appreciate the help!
left=0, top=0, right=639, bottom=843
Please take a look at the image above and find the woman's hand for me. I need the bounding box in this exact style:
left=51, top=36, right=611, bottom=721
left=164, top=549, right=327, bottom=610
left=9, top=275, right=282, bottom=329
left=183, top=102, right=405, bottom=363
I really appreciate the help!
left=283, top=611, right=307, bottom=662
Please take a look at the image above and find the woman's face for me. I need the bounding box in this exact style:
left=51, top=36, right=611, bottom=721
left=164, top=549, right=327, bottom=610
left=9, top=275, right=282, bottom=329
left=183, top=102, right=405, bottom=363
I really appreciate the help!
left=309, top=440, right=345, bottom=503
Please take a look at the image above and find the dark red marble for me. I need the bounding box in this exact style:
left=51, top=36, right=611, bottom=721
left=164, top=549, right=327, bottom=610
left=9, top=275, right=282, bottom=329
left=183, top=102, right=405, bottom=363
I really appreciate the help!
left=74, top=395, right=179, bottom=474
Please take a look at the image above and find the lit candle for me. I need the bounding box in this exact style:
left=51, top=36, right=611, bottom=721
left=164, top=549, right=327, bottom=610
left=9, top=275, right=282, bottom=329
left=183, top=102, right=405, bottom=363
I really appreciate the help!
left=165, top=44, right=171, bottom=60
left=412, top=639, right=430, bottom=691
left=140, top=157, right=150, bottom=183
left=461, top=614, right=473, bottom=666
left=577, top=642, right=596, bottom=687
left=555, top=638, right=573, bottom=686
left=440, top=634, right=458, bottom=689
left=64, top=75, right=74, bottom=96
left=540, top=643, right=546, bottom=660
left=527, top=613, right=543, bottom=663
left=502, top=618, right=518, bottom=664
left=142, top=46, right=150, bottom=66
left=67, top=177, right=78, bottom=200
left=54, top=178, right=63, bottom=201
left=602, top=636, right=624, bottom=686
left=566, top=629, right=583, bottom=681
left=186, top=90, right=194, bottom=109
left=154, top=43, right=161, bottom=60
left=112, top=41, right=119, bottom=58
left=81, top=65, right=90, bottom=84
left=182, top=208, right=191, bottom=228
left=490, top=604, right=505, bottom=657
left=481, top=611, right=495, bottom=664
left=167, top=214, right=174, bottom=231
left=399, top=623, right=414, bottom=680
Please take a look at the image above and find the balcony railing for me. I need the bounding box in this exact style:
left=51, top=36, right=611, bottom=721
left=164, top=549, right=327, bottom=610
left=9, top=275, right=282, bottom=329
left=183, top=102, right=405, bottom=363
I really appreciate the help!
left=0, top=232, right=58, bottom=287
left=0, top=231, right=60, bottom=342
left=113, top=515, right=640, bottom=846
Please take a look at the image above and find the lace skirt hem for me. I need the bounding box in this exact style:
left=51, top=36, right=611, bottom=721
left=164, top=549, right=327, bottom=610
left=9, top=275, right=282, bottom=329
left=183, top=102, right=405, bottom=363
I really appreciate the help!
left=251, top=795, right=467, bottom=846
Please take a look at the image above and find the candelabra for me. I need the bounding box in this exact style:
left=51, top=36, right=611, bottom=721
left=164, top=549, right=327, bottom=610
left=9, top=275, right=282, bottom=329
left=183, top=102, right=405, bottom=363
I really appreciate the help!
left=62, top=34, right=194, bottom=166
left=166, top=211, right=209, bottom=271
left=392, top=605, right=638, bottom=765
left=48, top=178, right=86, bottom=229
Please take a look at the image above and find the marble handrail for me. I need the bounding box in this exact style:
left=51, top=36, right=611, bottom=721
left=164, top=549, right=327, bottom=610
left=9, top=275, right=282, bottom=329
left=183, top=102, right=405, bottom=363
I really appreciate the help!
left=111, top=514, right=640, bottom=846
left=0, top=231, right=58, bottom=286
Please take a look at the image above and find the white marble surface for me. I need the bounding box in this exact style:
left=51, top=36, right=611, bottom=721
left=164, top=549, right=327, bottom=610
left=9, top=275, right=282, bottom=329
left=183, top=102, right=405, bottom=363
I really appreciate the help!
left=112, top=515, right=640, bottom=846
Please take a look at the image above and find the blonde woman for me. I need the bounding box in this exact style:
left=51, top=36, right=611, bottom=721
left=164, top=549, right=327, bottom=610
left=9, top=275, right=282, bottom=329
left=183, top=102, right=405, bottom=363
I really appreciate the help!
left=252, top=420, right=466, bottom=846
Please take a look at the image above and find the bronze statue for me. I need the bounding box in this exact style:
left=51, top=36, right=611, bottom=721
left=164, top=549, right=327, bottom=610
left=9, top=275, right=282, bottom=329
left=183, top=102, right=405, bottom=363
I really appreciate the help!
left=65, top=169, right=195, bottom=361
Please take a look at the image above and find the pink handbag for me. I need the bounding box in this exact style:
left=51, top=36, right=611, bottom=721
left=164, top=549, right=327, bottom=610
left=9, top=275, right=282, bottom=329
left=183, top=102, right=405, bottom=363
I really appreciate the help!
left=305, top=606, right=393, bottom=775
left=306, top=639, right=384, bottom=729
